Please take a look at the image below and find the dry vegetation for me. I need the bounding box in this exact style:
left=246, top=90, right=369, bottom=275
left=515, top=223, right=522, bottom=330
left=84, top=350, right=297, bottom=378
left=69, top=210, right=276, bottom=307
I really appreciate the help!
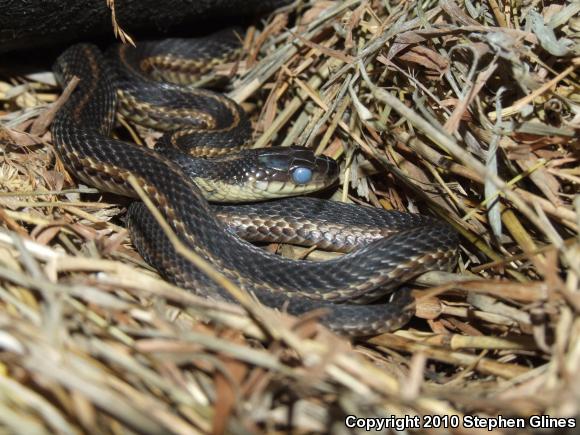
left=0, top=0, right=579, bottom=433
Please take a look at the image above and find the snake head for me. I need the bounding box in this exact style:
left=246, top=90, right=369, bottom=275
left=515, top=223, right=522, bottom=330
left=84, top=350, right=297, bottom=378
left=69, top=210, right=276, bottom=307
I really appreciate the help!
left=250, top=146, right=339, bottom=198
left=175, top=146, right=339, bottom=202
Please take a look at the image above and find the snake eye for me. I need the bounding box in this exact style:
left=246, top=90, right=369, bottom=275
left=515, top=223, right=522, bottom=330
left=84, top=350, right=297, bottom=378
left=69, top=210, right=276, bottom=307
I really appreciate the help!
left=291, top=167, right=313, bottom=184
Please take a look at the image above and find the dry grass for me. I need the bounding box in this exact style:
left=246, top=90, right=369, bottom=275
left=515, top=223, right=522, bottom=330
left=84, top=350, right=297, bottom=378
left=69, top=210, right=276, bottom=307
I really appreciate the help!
left=0, top=1, right=579, bottom=433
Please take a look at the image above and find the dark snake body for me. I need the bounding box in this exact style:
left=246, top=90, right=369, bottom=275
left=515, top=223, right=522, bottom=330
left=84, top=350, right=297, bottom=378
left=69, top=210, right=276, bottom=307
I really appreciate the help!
left=51, top=39, right=459, bottom=336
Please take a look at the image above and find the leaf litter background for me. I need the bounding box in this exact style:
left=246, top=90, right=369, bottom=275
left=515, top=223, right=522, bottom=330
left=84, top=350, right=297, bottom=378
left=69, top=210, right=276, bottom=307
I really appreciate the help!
left=0, top=0, right=579, bottom=433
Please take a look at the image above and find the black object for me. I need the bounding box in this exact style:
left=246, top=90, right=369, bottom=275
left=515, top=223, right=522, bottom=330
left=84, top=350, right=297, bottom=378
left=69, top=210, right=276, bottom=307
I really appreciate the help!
left=0, top=0, right=292, bottom=52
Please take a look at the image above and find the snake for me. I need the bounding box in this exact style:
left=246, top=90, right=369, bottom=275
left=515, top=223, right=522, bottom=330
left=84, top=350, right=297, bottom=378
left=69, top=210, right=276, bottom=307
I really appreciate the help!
left=50, top=30, right=459, bottom=336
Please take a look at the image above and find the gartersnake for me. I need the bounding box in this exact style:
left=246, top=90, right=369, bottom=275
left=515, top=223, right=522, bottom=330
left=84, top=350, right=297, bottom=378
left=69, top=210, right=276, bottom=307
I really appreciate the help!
left=50, top=33, right=459, bottom=336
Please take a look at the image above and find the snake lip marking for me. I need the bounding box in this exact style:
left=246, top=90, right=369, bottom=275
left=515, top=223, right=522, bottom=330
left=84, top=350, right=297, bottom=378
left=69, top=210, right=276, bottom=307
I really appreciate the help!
left=51, top=38, right=459, bottom=336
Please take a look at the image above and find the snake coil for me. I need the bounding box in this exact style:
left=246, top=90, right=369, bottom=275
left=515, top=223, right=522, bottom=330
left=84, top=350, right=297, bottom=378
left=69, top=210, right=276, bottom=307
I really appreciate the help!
left=51, top=37, right=459, bottom=336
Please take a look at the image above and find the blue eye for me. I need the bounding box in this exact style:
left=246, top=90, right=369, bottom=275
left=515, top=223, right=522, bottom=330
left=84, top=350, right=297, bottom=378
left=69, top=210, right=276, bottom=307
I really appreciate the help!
left=291, top=167, right=313, bottom=184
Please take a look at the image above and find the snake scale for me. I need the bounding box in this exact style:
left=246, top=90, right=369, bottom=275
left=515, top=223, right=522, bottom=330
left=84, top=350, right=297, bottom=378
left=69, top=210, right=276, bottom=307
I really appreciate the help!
left=50, top=30, right=459, bottom=336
